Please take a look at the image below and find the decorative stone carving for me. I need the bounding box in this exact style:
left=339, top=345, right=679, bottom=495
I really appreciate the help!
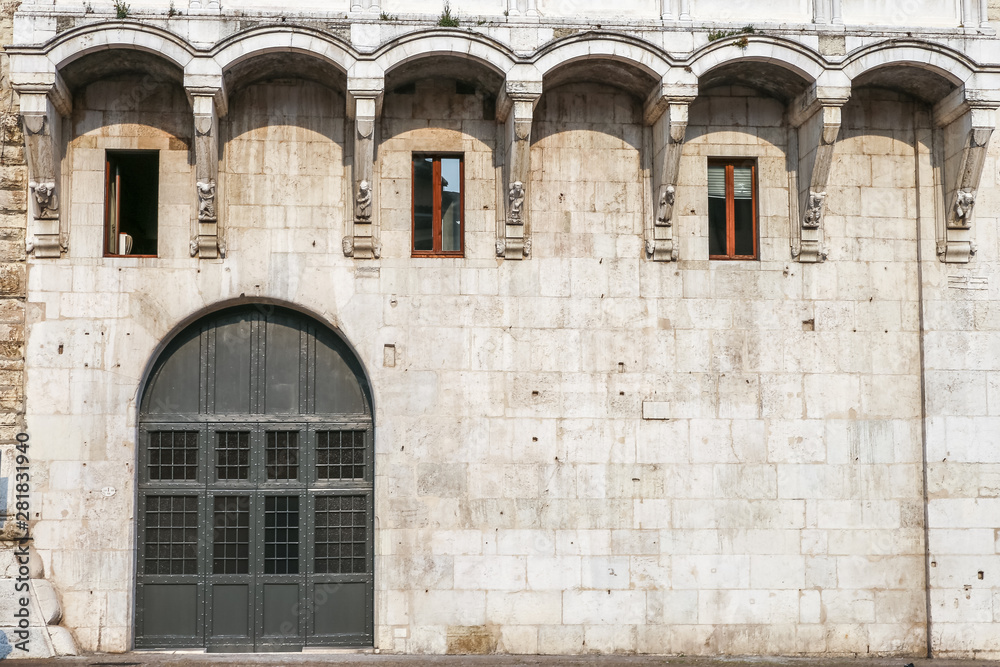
left=789, top=98, right=845, bottom=263
left=197, top=180, right=217, bottom=221
left=646, top=99, right=690, bottom=261
left=189, top=87, right=226, bottom=258
left=30, top=181, right=57, bottom=219
left=656, top=185, right=675, bottom=226
left=508, top=181, right=525, bottom=224
left=803, top=191, right=825, bottom=228
left=497, top=73, right=541, bottom=260
left=496, top=239, right=505, bottom=257
left=356, top=179, right=372, bottom=220
left=345, top=81, right=383, bottom=259
left=937, top=103, right=995, bottom=263
left=17, top=83, right=69, bottom=258
left=953, top=189, right=975, bottom=227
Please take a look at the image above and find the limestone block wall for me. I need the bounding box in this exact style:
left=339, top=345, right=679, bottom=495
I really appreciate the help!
left=222, top=81, right=348, bottom=261
left=378, top=78, right=497, bottom=258
left=6, top=11, right=1000, bottom=659
left=921, top=95, right=1000, bottom=657
left=24, top=75, right=194, bottom=651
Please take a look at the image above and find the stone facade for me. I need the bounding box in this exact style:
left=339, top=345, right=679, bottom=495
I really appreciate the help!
left=0, top=0, right=999, bottom=659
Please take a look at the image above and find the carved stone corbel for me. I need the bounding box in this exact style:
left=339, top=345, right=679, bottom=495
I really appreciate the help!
left=789, top=93, right=846, bottom=263
left=646, top=99, right=689, bottom=261
left=17, top=82, right=70, bottom=258
left=496, top=75, right=541, bottom=260
left=189, top=88, right=226, bottom=258
left=344, top=79, right=383, bottom=259
left=935, top=103, right=995, bottom=263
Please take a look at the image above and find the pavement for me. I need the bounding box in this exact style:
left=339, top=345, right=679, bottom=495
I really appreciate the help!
left=0, top=654, right=993, bottom=667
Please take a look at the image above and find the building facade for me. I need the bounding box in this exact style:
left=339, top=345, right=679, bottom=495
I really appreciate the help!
left=0, top=0, right=998, bottom=658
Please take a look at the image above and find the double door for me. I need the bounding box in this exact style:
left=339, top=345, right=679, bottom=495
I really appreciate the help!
left=135, top=422, right=373, bottom=651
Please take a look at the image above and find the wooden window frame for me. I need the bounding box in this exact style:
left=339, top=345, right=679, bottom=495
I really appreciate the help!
left=411, top=153, right=465, bottom=258
left=708, top=158, right=758, bottom=261
left=104, top=149, right=159, bottom=258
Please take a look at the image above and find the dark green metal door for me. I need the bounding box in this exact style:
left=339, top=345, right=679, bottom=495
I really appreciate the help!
left=135, top=305, right=374, bottom=651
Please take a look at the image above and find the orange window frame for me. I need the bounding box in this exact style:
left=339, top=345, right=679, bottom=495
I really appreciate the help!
left=411, top=154, right=465, bottom=257
left=708, top=159, right=758, bottom=261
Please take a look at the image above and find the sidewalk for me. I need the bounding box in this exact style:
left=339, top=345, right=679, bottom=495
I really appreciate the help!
left=0, top=654, right=989, bottom=667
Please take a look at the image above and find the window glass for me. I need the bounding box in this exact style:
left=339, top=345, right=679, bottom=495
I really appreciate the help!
left=733, top=166, right=755, bottom=257
left=412, top=155, right=463, bottom=256
left=413, top=157, right=434, bottom=251
left=440, top=158, right=462, bottom=253
left=708, top=164, right=727, bottom=256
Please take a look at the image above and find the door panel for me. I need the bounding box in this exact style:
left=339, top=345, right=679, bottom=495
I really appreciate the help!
left=141, top=584, right=201, bottom=638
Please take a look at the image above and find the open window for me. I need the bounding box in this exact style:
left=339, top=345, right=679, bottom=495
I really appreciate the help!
left=708, top=159, right=757, bottom=260
left=105, top=150, right=159, bottom=257
left=412, top=154, right=464, bottom=257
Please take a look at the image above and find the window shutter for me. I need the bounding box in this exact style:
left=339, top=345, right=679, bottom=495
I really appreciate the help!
left=733, top=166, right=753, bottom=200
left=708, top=165, right=726, bottom=198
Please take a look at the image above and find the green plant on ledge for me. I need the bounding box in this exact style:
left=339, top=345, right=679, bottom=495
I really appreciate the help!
left=438, top=1, right=460, bottom=27
left=114, top=0, right=130, bottom=18
left=379, top=11, right=398, bottom=20
left=707, top=24, right=755, bottom=49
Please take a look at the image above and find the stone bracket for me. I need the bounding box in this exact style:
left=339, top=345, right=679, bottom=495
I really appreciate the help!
left=790, top=100, right=845, bottom=263
left=936, top=105, right=995, bottom=263
left=497, top=75, right=542, bottom=260
left=190, top=91, right=224, bottom=259
left=646, top=99, right=690, bottom=262
left=345, top=78, right=384, bottom=259
left=17, top=85, right=68, bottom=259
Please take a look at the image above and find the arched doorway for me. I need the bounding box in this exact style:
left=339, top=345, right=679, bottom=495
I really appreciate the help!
left=134, top=304, right=374, bottom=652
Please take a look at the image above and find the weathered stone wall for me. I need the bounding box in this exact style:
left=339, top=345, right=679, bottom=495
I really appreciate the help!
left=8, top=11, right=1000, bottom=659
left=24, top=74, right=192, bottom=652
left=921, top=97, right=1000, bottom=656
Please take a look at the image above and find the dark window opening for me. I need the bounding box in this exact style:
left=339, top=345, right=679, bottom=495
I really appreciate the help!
left=456, top=81, right=476, bottom=95
left=105, top=150, right=159, bottom=256
left=412, top=154, right=464, bottom=256
left=708, top=159, right=757, bottom=260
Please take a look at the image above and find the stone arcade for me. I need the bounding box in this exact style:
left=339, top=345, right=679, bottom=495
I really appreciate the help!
left=0, top=0, right=998, bottom=659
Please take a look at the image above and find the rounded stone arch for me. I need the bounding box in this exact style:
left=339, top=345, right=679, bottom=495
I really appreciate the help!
left=842, top=40, right=976, bottom=104
left=137, top=298, right=374, bottom=418
left=688, top=36, right=825, bottom=103
left=842, top=40, right=975, bottom=86
left=689, top=36, right=824, bottom=82
left=212, top=26, right=358, bottom=83
left=374, top=30, right=515, bottom=82
left=531, top=32, right=672, bottom=86
left=43, top=21, right=194, bottom=73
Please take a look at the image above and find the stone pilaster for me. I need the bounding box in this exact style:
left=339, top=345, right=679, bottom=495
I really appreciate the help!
left=344, top=77, right=383, bottom=259
left=189, top=89, right=226, bottom=258
left=789, top=85, right=849, bottom=263
left=15, top=77, right=69, bottom=260
left=933, top=87, right=996, bottom=263
left=496, top=70, right=541, bottom=260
